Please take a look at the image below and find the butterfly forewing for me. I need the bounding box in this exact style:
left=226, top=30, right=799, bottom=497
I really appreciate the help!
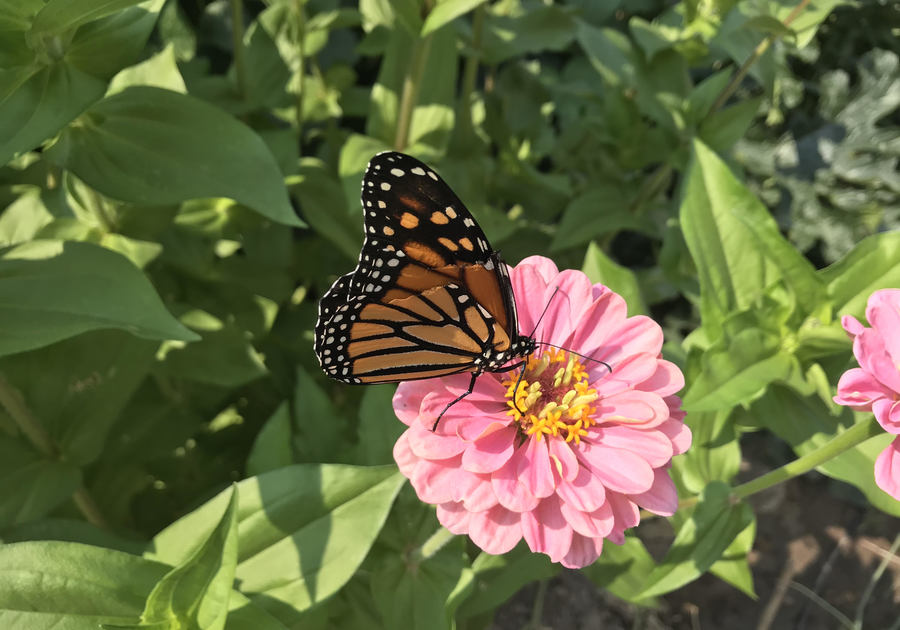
left=314, top=151, right=533, bottom=385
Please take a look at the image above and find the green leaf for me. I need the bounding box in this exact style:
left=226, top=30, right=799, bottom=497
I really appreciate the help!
left=0, top=330, right=155, bottom=465
left=338, top=134, right=390, bottom=215
left=356, top=385, right=403, bottom=465
left=157, top=323, right=267, bottom=388
left=638, top=482, right=754, bottom=598
left=0, top=437, right=81, bottom=527
left=749, top=387, right=900, bottom=518
left=709, top=516, right=757, bottom=598
left=421, top=0, right=486, bottom=36
left=290, top=158, right=359, bottom=261
left=456, top=549, right=559, bottom=619
left=45, top=87, right=302, bottom=227
left=291, top=367, right=348, bottom=463
left=148, top=465, right=405, bottom=626
left=0, top=240, right=197, bottom=357
left=680, top=139, right=823, bottom=333
left=246, top=402, right=294, bottom=476
left=141, top=486, right=239, bottom=629
left=582, top=536, right=658, bottom=605
left=30, top=0, right=146, bottom=35
left=0, top=190, right=54, bottom=245
left=0, top=540, right=168, bottom=620
left=581, top=242, right=649, bottom=316
left=550, top=184, right=648, bottom=252
left=483, top=6, right=577, bottom=64
left=698, top=97, right=762, bottom=153
left=820, top=231, right=900, bottom=321
left=682, top=328, right=795, bottom=412
left=674, top=410, right=741, bottom=495
left=107, top=44, right=187, bottom=95
left=371, top=542, right=465, bottom=630
left=0, top=62, right=106, bottom=165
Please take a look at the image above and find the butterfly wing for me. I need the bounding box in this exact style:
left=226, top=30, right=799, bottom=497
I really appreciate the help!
left=314, top=152, right=525, bottom=384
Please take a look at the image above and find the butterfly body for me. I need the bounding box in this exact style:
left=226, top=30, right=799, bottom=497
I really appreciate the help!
left=314, top=152, right=534, bottom=389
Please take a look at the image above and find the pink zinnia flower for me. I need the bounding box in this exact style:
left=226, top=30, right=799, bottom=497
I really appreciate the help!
left=833, top=288, right=900, bottom=501
left=392, top=256, right=691, bottom=568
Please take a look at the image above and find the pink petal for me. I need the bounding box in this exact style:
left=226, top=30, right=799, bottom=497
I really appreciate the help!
left=561, top=533, right=604, bottom=569
left=491, top=449, right=540, bottom=512
left=833, top=368, right=890, bottom=409
left=534, top=269, right=595, bottom=345
left=406, top=419, right=466, bottom=460
left=461, top=477, right=499, bottom=512
left=566, top=291, right=628, bottom=362
left=411, top=457, right=475, bottom=504
left=576, top=440, right=655, bottom=494
left=517, top=436, right=556, bottom=499
left=590, top=316, right=664, bottom=367
left=874, top=438, right=900, bottom=501
left=393, top=383, right=427, bottom=426
left=592, top=425, right=674, bottom=468
left=866, top=289, right=900, bottom=363
left=656, top=418, right=693, bottom=456
left=637, top=359, right=685, bottom=398
left=436, top=502, right=470, bottom=534
left=556, top=463, right=606, bottom=512
left=462, top=425, right=517, bottom=473
left=548, top=438, right=578, bottom=482
left=393, top=431, right=417, bottom=477
left=510, top=258, right=557, bottom=334
left=559, top=499, right=614, bottom=539
left=606, top=493, right=640, bottom=542
left=628, top=468, right=678, bottom=515
left=591, top=352, right=660, bottom=397
left=467, top=505, right=522, bottom=555
left=855, top=329, right=900, bottom=392
left=596, top=389, right=670, bottom=428
left=520, top=496, right=573, bottom=563
left=872, top=398, right=900, bottom=434
left=841, top=314, right=865, bottom=337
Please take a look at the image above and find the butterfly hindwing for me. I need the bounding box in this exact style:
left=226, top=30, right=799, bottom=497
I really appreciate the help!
left=314, top=152, right=534, bottom=386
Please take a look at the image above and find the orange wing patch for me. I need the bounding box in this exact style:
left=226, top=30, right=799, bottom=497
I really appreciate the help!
left=463, top=264, right=509, bottom=330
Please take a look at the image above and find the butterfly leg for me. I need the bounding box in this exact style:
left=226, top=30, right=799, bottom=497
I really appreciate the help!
left=432, top=371, right=479, bottom=432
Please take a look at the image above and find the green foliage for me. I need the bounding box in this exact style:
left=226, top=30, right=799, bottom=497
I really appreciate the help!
left=0, top=0, right=895, bottom=626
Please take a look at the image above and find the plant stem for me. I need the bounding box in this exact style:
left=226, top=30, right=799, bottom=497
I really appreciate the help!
left=394, top=33, right=434, bottom=152
left=73, top=486, right=110, bottom=529
left=731, top=417, right=883, bottom=500
left=708, top=0, right=812, bottom=114
left=528, top=579, right=548, bottom=629
left=408, top=526, right=456, bottom=563
left=87, top=187, right=116, bottom=232
left=230, top=0, right=247, bottom=100
left=293, top=0, right=306, bottom=137
left=453, top=4, right=485, bottom=150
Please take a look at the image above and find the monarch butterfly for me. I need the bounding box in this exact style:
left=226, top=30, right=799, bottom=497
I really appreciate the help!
left=314, top=152, right=536, bottom=423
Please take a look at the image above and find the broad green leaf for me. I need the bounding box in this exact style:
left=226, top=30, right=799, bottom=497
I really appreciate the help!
left=682, top=328, right=795, bottom=412
left=0, top=518, right=146, bottom=555
left=291, top=367, right=348, bottom=463
left=0, top=63, right=106, bottom=165
left=30, top=0, right=146, bottom=35
left=675, top=410, right=741, bottom=494
left=638, top=482, right=754, bottom=598
left=582, top=242, right=649, bottom=316
left=769, top=0, right=849, bottom=48
left=359, top=0, right=422, bottom=35
left=141, top=487, right=239, bottom=629
left=0, top=330, right=155, bottom=465
left=421, top=0, right=486, bottom=36
left=148, top=465, right=405, bottom=625
left=0, top=189, right=54, bottom=245
left=371, top=542, right=465, bottom=630
left=289, top=158, right=359, bottom=261
left=46, top=87, right=302, bottom=227
left=338, top=134, right=389, bottom=214
left=456, top=548, right=558, bottom=619
left=107, top=44, right=186, bottom=95
left=0, top=240, right=197, bottom=357
left=483, top=6, right=577, bottom=64
left=698, top=97, right=762, bottom=153
left=246, top=403, right=294, bottom=476
left=0, top=540, right=167, bottom=618
left=550, top=184, right=648, bottom=251
left=709, top=516, right=757, bottom=598
left=158, top=324, right=267, bottom=388
left=582, top=535, right=658, bottom=605
left=0, top=437, right=80, bottom=527
left=0, top=0, right=42, bottom=30
left=680, top=139, right=823, bottom=332
left=356, top=385, right=403, bottom=465
left=820, top=231, right=900, bottom=320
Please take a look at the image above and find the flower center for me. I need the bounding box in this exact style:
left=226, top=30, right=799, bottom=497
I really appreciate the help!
left=502, top=348, right=600, bottom=444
